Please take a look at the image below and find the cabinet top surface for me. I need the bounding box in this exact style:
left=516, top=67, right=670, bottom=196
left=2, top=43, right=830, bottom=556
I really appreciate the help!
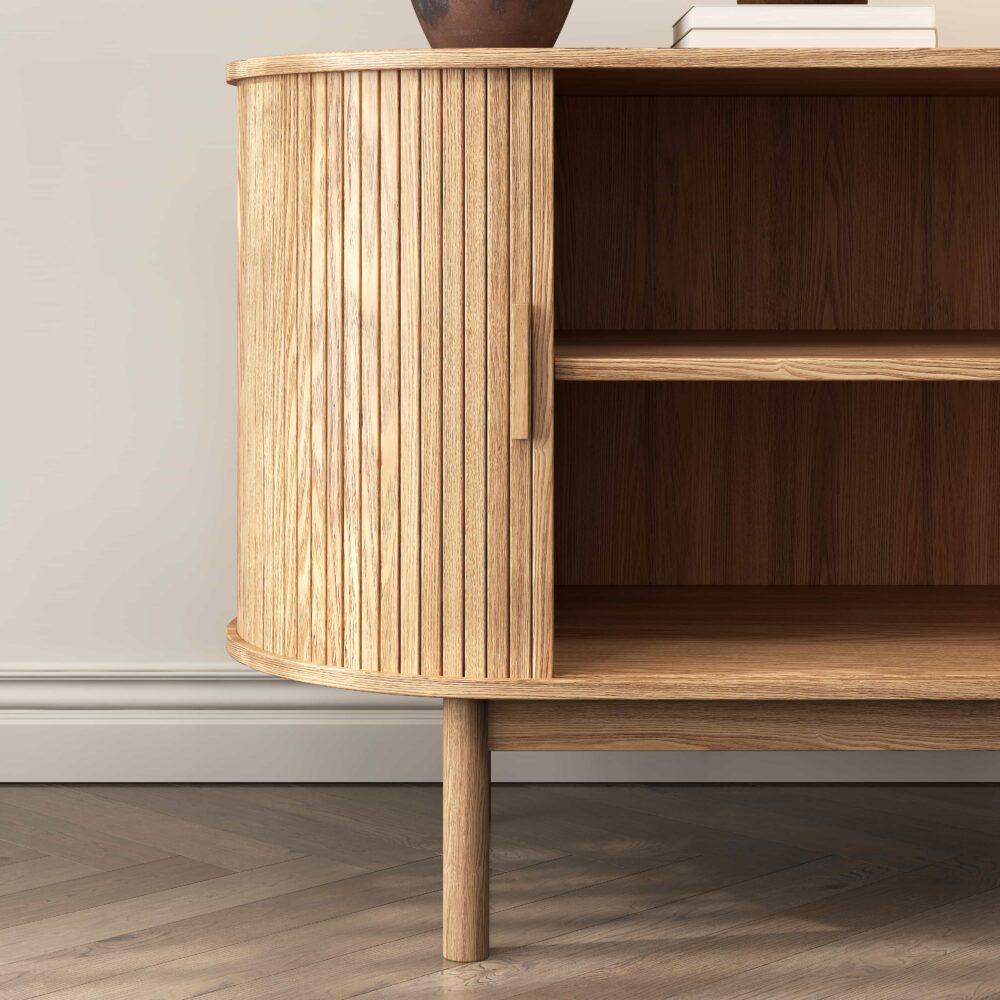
left=227, top=46, right=1000, bottom=83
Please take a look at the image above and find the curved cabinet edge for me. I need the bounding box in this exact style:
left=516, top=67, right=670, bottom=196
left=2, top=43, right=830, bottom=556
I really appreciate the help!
left=227, top=620, right=541, bottom=699
left=226, top=621, right=998, bottom=702
left=226, top=48, right=1000, bottom=84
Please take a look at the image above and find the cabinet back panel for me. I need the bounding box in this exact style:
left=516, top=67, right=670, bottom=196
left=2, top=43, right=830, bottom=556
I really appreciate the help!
left=555, top=382, right=1000, bottom=585
left=554, top=96, right=1000, bottom=330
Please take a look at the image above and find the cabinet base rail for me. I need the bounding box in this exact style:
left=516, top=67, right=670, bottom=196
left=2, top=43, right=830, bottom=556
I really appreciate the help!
left=442, top=697, right=1000, bottom=961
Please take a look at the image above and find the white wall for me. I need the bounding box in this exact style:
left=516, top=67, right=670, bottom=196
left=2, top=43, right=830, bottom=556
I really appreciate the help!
left=3, top=0, right=999, bottom=780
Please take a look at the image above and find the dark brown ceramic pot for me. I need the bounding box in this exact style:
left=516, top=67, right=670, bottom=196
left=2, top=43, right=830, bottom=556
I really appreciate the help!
left=411, top=0, right=574, bottom=48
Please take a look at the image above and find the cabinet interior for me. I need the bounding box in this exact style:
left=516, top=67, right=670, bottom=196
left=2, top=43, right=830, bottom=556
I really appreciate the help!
left=551, top=91, right=1000, bottom=681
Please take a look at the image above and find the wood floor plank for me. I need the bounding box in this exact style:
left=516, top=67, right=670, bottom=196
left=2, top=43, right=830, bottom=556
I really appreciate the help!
left=0, top=786, right=301, bottom=872
left=0, top=842, right=45, bottom=868
left=502, top=785, right=822, bottom=869
left=84, top=785, right=434, bottom=872
left=191, top=851, right=791, bottom=1000
left=210, top=785, right=441, bottom=856
left=876, top=785, right=1000, bottom=835
left=35, top=853, right=664, bottom=1000
left=0, top=856, right=364, bottom=966
left=703, top=784, right=1000, bottom=862
left=666, top=882, right=1000, bottom=1000
left=0, top=858, right=442, bottom=1000
left=519, top=856, right=1000, bottom=1000
left=831, top=926, right=1000, bottom=999
left=0, top=802, right=171, bottom=872
left=284, top=784, right=568, bottom=872
left=0, top=856, right=228, bottom=931
left=493, top=857, right=913, bottom=1000
left=0, top=785, right=997, bottom=999
left=0, top=857, right=98, bottom=899
left=789, top=783, right=1000, bottom=844
left=252, top=855, right=880, bottom=1000
left=563, top=784, right=944, bottom=866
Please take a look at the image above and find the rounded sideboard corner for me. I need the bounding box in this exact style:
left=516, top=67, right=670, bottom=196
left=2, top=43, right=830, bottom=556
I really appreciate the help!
left=234, top=53, right=555, bottom=690
left=225, top=619, right=546, bottom=699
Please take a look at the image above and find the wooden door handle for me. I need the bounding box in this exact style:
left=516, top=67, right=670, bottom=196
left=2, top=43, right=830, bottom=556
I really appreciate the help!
left=511, top=300, right=530, bottom=440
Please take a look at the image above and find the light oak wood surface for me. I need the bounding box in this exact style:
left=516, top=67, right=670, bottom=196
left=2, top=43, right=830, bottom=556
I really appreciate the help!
left=229, top=587, right=1000, bottom=700
left=442, top=700, right=490, bottom=961
left=554, top=586, right=1000, bottom=680
left=488, top=700, right=1000, bottom=751
left=555, top=331, right=1000, bottom=381
left=236, top=68, right=553, bottom=680
left=227, top=48, right=1000, bottom=82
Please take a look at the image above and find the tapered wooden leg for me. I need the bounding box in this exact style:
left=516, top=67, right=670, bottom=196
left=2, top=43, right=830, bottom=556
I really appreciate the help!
left=443, top=698, right=490, bottom=962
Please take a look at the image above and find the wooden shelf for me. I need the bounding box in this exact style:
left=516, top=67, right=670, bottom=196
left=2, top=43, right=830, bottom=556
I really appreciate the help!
left=232, top=588, right=1000, bottom=701
left=555, top=332, right=1000, bottom=382
left=554, top=586, right=1000, bottom=698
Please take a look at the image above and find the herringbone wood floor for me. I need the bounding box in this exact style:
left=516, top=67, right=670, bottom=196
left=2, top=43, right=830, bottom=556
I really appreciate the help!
left=0, top=785, right=999, bottom=998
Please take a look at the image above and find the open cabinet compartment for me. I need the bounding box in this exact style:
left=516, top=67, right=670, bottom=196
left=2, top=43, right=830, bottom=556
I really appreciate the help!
left=550, top=83, right=1000, bottom=695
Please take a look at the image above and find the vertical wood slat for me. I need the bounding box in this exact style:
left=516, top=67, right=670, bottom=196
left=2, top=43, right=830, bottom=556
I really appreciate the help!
left=342, top=72, right=363, bottom=671
left=236, top=68, right=556, bottom=680
left=278, top=76, right=301, bottom=659
left=380, top=71, right=401, bottom=674
left=421, top=70, right=444, bottom=677
left=295, top=75, right=313, bottom=662
left=463, top=70, right=488, bottom=680
left=442, top=69, right=466, bottom=678
left=531, top=70, right=555, bottom=679
left=309, top=74, right=328, bottom=663
left=486, top=69, right=511, bottom=679
left=236, top=81, right=258, bottom=650
left=399, top=70, right=422, bottom=676
left=360, top=71, right=381, bottom=670
left=326, top=72, right=344, bottom=668
left=509, top=69, right=533, bottom=680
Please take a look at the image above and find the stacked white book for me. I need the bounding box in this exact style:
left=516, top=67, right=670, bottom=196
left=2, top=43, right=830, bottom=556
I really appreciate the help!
left=672, top=5, right=937, bottom=48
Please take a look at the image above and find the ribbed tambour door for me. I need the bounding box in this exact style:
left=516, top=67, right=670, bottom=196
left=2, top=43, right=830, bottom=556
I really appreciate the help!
left=236, top=68, right=554, bottom=680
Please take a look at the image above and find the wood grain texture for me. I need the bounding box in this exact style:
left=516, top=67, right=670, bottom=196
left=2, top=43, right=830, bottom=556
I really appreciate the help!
left=227, top=48, right=1000, bottom=82
left=556, top=95, right=992, bottom=334
left=442, top=700, right=490, bottom=962
left=294, top=75, right=313, bottom=663
left=228, top=613, right=1000, bottom=703
left=557, top=95, right=1000, bottom=334
left=8, top=784, right=1000, bottom=996
left=342, top=71, right=363, bottom=672
left=555, top=585, right=1000, bottom=681
left=932, top=98, right=1000, bottom=329
left=464, top=69, right=488, bottom=681
left=236, top=69, right=553, bottom=679
left=442, top=69, right=466, bottom=680
left=325, top=71, right=345, bottom=671
left=379, top=70, right=401, bottom=675
left=399, top=69, right=422, bottom=677
left=486, top=68, right=511, bottom=680
left=555, top=331, right=1000, bottom=382
left=309, top=74, right=328, bottom=663
left=0, top=856, right=229, bottom=932
left=488, top=700, right=1000, bottom=751
left=556, top=382, right=1000, bottom=586
left=509, top=70, right=533, bottom=680
left=360, top=71, right=381, bottom=673
left=421, top=69, right=444, bottom=678
left=531, top=69, right=556, bottom=681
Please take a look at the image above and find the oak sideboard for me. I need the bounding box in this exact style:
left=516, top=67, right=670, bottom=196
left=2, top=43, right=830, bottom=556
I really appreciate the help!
left=226, top=47, right=1000, bottom=961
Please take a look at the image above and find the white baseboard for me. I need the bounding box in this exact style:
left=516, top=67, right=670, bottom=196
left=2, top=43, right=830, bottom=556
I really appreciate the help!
left=3, top=662, right=1000, bottom=782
